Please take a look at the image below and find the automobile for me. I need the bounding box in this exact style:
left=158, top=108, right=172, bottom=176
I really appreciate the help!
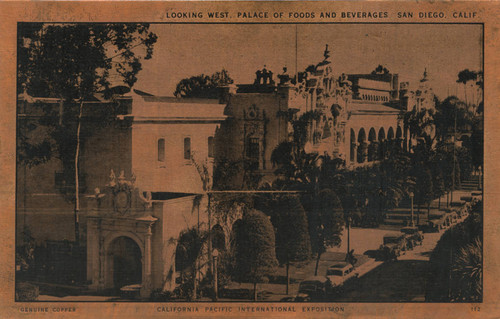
left=325, top=262, right=358, bottom=295
left=379, top=232, right=406, bottom=261
left=296, top=276, right=328, bottom=301
left=400, top=226, right=424, bottom=248
left=442, top=215, right=451, bottom=228
left=423, top=220, right=441, bottom=233
left=448, top=211, right=459, bottom=224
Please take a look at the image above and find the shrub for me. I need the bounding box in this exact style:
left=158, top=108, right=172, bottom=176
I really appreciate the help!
left=15, top=282, right=39, bottom=301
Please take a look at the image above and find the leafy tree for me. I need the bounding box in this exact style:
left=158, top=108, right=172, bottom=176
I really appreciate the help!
left=414, top=166, right=434, bottom=222
left=233, top=209, right=278, bottom=300
left=173, top=69, right=234, bottom=98
left=434, top=96, right=473, bottom=141
left=404, top=106, right=435, bottom=143
left=380, top=146, right=414, bottom=208
left=457, top=69, right=480, bottom=106
left=268, top=195, right=311, bottom=294
left=306, top=189, right=344, bottom=275
left=271, top=110, right=323, bottom=189
left=470, top=116, right=484, bottom=171
left=270, top=195, right=311, bottom=263
left=432, top=169, right=446, bottom=209
left=18, top=23, right=157, bottom=243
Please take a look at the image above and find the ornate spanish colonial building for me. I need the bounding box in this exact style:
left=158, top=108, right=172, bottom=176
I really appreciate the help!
left=16, top=45, right=436, bottom=297
left=216, top=45, right=428, bottom=186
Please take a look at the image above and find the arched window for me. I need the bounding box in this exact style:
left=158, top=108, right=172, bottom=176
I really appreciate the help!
left=184, top=137, right=191, bottom=160
left=157, top=138, right=165, bottom=162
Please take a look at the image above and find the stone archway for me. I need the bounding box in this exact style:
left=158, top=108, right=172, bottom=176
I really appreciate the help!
left=106, top=236, right=142, bottom=293
left=357, top=128, right=367, bottom=163
left=87, top=215, right=156, bottom=298
left=378, top=127, right=386, bottom=159
left=368, top=128, right=377, bottom=161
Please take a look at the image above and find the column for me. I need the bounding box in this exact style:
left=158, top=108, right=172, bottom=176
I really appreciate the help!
left=141, top=229, right=153, bottom=298
left=351, top=143, right=358, bottom=163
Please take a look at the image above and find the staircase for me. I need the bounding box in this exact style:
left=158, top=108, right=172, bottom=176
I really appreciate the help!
left=383, top=208, right=429, bottom=226
left=460, top=174, right=481, bottom=191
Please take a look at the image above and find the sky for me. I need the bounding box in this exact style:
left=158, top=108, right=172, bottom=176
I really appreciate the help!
left=134, top=24, right=483, bottom=100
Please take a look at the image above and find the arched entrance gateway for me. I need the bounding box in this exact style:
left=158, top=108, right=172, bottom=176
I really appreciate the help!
left=86, top=174, right=157, bottom=298
left=87, top=172, right=212, bottom=299
left=106, top=236, right=142, bottom=293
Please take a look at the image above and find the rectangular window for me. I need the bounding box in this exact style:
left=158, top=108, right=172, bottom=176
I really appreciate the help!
left=184, top=137, right=191, bottom=160
left=247, top=137, right=260, bottom=160
left=208, top=136, right=215, bottom=158
left=158, top=138, right=165, bottom=162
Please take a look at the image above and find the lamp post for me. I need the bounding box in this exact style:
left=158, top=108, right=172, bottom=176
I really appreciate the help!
left=212, top=248, right=219, bottom=301
left=346, top=215, right=352, bottom=256
left=409, top=192, right=415, bottom=227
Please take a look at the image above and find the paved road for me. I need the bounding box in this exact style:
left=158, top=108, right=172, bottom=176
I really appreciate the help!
left=330, top=228, right=445, bottom=302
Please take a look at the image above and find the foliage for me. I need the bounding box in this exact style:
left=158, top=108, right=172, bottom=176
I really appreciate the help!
left=175, top=227, right=208, bottom=300
left=470, top=116, right=484, bottom=169
left=19, top=23, right=157, bottom=98
left=271, top=141, right=320, bottom=187
left=434, top=96, right=473, bottom=141
left=404, top=107, right=435, bottom=142
left=17, top=23, right=157, bottom=203
left=305, top=189, right=344, bottom=255
left=270, top=110, right=323, bottom=188
left=268, top=195, right=312, bottom=264
left=233, top=209, right=278, bottom=285
left=175, top=228, right=207, bottom=274
left=15, top=282, right=39, bottom=301
left=150, top=289, right=176, bottom=301
left=174, top=69, right=234, bottom=98
left=452, top=237, right=482, bottom=300
left=213, top=158, right=263, bottom=190
left=426, top=200, right=482, bottom=302
left=456, top=69, right=478, bottom=85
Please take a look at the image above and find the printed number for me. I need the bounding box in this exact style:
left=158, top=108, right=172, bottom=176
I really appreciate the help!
left=471, top=306, right=480, bottom=312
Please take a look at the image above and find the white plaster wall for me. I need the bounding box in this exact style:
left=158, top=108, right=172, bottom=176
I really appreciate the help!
left=150, top=195, right=209, bottom=291
left=132, top=123, right=218, bottom=194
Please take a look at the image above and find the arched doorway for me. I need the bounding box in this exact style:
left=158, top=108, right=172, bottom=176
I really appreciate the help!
left=378, top=128, right=386, bottom=159
left=107, top=236, right=142, bottom=292
left=387, top=127, right=395, bottom=153
left=396, top=126, right=403, bottom=149
left=357, top=128, right=367, bottom=163
left=368, top=128, right=377, bottom=161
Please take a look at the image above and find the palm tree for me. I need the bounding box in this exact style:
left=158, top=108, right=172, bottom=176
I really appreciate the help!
left=452, top=236, right=482, bottom=301
left=174, top=227, right=208, bottom=300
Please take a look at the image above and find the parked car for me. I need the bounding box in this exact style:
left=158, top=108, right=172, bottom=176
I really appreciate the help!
left=423, top=220, right=440, bottom=233
left=448, top=211, right=459, bottom=224
left=297, top=276, right=328, bottom=301
left=379, top=232, right=406, bottom=261
left=400, top=226, right=424, bottom=249
left=325, top=262, right=358, bottom=295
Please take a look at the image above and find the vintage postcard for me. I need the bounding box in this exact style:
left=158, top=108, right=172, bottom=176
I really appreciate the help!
left=0, top=1, right=499, bottom=318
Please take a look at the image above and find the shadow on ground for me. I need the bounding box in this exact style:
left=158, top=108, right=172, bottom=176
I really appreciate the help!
left=332, top=260, right=429, bottom=302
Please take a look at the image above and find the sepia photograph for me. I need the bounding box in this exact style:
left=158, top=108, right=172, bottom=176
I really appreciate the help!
left=15, top=21, right=483, bottom=306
